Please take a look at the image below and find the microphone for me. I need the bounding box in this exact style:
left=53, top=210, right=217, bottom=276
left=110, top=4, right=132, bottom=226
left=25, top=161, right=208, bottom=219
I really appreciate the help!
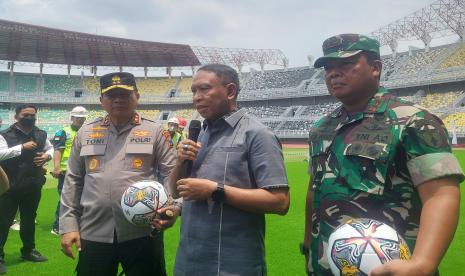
left=181, top=120, right=202, bottom=178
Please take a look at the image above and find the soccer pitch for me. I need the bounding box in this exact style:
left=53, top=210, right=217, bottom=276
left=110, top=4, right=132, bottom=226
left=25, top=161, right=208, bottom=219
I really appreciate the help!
left=3, top=149, right=464, bottom=275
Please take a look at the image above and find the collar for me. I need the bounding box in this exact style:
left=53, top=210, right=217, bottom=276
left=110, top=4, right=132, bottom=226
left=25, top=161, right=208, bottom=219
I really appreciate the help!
left=100, top=112, right=141, bottom=127
left=330, top=86, right=389, bottom=119
left=364, top=86, right=389, bottom=114
left=11, top=123, right=35, bottom=135
left=203, top=109, right=245, bottom=130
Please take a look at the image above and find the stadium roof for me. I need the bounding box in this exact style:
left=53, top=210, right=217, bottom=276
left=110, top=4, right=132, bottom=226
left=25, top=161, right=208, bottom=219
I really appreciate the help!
left=370, top=0, right=465, bottom=50
left=0, top=19, right=200, bottom=67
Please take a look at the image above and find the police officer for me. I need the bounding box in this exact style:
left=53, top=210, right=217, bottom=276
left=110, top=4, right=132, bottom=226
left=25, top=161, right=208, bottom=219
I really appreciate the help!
left=59, top=72, right=180, bottom=276
left=303, top=34, right=463, bottom=275
left=50, top=106, right=88, bottom=235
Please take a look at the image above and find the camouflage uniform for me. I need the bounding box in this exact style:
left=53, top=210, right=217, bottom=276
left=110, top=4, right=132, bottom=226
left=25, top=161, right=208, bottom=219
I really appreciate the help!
left=308, top=87, right=464, bottom=275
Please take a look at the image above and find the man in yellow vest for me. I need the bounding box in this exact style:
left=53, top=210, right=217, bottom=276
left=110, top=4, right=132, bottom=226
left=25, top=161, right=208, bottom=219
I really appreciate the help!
left=167, top=117, right=182, bottom=148
left=50, top=106, right=87, bottom=235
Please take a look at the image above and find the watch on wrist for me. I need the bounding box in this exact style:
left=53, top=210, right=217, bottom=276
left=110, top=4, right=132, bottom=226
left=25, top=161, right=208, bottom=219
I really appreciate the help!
left=299, top=243, right=310, bottom=255
left=211, top=182, right=226, bottom=203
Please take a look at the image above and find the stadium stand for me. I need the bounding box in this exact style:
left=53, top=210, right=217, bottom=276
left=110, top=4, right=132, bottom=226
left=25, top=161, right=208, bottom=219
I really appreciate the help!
left=443, top=112, right=465, bottom=133
left=37, top=107, right=68, bottom=124
left=136, top=78, right=177, bottom=96
left=241, top=67, right=315, bottom=91
left=278, top=120, right=315, bottom=132
left=0, top=72, right=9, bottom=92
left=397, top=47, right=447, bottom=75
left=243, top=105, right=288, bottom=118
left=299, top=103, right=339, bottom=117
left=82, top=76, right=178, bottom=96
left=139, top=109, right=161, bottom=120
left=83, top=77, right=100, bottom=94
left=419, top=90, right=463, bottom=111
left=262, top=121, right=282, bottom=130
left=14, top=73, right=37, bottom=94
left=380, top=53, right=409, bottom=80
left=171, top=109, right=195, bottom=120
left=86, top=109, right=107, bottom=122
left=177, top=77, right=193, bottom=96
left=43, top=75, right=81, bottom=94
left=39, top=124, right=65, bottom=137
left=438, top=44, right=465, bottom=69
left=0, top=107, right=9, bottom=130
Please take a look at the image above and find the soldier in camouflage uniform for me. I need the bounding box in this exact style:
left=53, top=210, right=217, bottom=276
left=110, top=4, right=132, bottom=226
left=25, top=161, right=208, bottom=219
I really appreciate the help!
left=302, top=34, right=463, bottom=276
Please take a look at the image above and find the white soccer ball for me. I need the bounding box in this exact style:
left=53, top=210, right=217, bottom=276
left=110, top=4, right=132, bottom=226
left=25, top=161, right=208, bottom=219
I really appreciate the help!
left=121, top=180, right=169, bottom=226
left=327, top=218, right=411, bottom=276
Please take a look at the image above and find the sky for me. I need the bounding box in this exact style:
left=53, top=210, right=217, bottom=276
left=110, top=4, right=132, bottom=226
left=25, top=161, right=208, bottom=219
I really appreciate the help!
left=0, top=0, right=458, bottom=72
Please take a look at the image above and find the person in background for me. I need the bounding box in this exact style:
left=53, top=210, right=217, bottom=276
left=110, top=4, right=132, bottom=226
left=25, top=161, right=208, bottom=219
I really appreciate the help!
left=177, top=117, right=187, bottom=140
left=50, top=106, right=88, bottom=235
left=167, top=117, right=182, bottom=148
left=0, top=104, right=53, bottom=275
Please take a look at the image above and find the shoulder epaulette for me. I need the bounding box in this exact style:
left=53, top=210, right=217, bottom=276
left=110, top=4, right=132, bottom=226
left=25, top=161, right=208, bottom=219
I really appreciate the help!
left=140, top=116, right=156, bottom=123
left=85, top=117, right=103, bottom=125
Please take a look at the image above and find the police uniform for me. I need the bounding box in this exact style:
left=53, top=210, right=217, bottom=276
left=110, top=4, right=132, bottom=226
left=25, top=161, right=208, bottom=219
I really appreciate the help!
left=308, top=35, right=465, bottom=275
left=60, top=72, right=176, bottom=276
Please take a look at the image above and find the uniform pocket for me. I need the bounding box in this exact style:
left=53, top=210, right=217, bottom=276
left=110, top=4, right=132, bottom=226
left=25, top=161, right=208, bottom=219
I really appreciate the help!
left=124, top=144, right=153, bottom=172
left=341, top=142, right=389, bottom=195
left=80, top=145, right=106, bottom=174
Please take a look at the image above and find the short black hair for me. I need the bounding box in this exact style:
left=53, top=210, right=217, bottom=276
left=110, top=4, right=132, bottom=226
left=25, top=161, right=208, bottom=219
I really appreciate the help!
left=15, top=104, right=37, bottom=115
left=197, top=64, right=240, bottom=96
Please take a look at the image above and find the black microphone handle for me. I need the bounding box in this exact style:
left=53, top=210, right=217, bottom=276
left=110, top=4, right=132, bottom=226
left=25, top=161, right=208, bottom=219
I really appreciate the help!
left=182, top=161, right=193, bottom=178
left=181, top=120, right=202, bottom=178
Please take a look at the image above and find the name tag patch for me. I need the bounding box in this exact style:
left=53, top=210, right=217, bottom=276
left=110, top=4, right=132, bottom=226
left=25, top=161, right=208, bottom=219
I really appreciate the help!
left=129, top=137, right=153, bottom=143
left=86, top=138, right=107, bottom=145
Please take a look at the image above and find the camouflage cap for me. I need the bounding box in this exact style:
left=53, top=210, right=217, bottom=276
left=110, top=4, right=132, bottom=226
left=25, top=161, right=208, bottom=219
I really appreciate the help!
left=314, top=34, right=380, bottom=68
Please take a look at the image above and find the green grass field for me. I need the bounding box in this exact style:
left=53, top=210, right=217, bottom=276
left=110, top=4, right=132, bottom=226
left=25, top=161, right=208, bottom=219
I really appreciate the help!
left=2, top=149, right=464, bottom=275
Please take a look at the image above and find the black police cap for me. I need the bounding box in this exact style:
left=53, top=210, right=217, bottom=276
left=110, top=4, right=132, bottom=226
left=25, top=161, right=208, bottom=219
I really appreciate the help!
left=100, top=72, right=137, bottom=94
